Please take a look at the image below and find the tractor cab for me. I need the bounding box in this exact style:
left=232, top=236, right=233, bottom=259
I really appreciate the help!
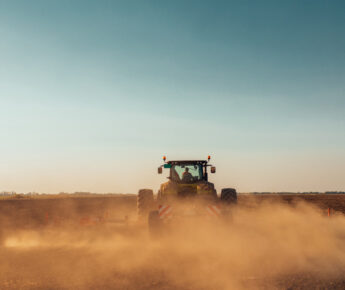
left=159, top=160, right=213, bottom=184
left=158, top=156, right=216, bottom=185
left=156, top=157, right=217, bottom=199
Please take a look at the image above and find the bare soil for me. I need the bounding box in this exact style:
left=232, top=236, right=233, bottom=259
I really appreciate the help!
left=1, top=194, right=344, bottom=289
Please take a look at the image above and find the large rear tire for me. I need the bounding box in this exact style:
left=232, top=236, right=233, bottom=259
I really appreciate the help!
left=137, top=189, right=154, bottom=219
left=220, top=188, right=237, bottom=204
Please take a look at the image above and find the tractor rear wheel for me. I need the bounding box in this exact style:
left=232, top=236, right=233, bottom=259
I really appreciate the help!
left=137, top=189, right=154, bottom=219
left=220, top=188, right=237, bottom=204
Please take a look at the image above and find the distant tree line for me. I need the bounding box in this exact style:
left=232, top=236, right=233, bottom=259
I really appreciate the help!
left=249, top=191, right=345, bottom=195
left=1, top=191, right=345, bottom=197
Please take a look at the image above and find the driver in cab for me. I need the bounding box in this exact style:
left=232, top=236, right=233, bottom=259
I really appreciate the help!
left=182, top=167, right=193, bottom=182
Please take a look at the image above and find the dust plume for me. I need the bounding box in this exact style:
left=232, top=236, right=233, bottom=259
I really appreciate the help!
left=1, top=199, right=345, bottom=289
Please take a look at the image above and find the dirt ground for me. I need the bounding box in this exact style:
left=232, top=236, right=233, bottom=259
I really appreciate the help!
left=1, top=194, right=345, bottom=289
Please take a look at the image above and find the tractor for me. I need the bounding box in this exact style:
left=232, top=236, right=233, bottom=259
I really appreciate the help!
left=137, top=156, right=237, bottom=235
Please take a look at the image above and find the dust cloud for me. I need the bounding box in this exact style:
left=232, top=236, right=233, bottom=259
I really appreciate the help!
left=1, top=199, right=345, bottom=289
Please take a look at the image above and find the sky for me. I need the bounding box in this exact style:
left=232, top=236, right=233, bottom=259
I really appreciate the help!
left=0, top=0, right=344, bottom=193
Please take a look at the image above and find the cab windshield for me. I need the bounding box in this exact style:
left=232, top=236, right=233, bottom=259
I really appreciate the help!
left=171, top=164, right=203, bottom=183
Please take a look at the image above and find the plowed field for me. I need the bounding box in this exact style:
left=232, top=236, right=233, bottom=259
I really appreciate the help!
left=1, top=194, right=344, bottom=289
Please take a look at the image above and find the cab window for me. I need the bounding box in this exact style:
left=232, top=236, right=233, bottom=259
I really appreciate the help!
left=171, top=164, right=203, bottom=183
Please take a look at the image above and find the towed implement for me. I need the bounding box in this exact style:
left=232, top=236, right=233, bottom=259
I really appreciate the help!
left=137, top=156, right=237, bottom=235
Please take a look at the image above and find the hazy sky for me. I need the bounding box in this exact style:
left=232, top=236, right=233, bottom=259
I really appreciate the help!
left=1, top=0, right=344, bottom=193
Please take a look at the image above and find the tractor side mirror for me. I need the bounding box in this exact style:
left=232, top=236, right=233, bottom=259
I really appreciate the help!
left=211, top=166, right=216, bottom=173
left=158, top=167, right=163, bottom=174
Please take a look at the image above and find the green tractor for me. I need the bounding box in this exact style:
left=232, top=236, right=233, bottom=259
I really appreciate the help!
left=137, top=156, right=237, bottom=235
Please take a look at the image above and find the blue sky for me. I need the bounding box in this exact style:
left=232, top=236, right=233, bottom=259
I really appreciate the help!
left=0, top=0, right=344, bottom=193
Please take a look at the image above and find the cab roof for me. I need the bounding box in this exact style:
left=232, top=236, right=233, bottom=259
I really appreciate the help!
left=167, top=160, right=208, bottom=165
